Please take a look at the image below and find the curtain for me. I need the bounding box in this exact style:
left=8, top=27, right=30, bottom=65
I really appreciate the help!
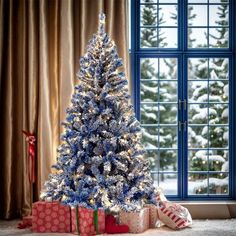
left=0, top=0, right=129, bottom=219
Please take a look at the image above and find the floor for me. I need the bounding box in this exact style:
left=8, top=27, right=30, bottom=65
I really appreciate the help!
left=1, top=219, right=236, bottom=236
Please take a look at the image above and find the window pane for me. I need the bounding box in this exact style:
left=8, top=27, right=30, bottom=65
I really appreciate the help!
left=209, top=58, right=228, bottom=80
left=141, top=28, right=158, bottom=48
left=209, top=104, right=228, bottom=124
left=159, top=126, right=177, bottom=148
left=208, top=149, right=228, bottom=171
left=188, top=28, right=208, bottom=48
left=160, top=150, right=177, bottom=171
left=159, top=28, right=177, bottom=48
left=188, top=58, right=208, bottom=80
left=141, top=126, right=158, bottom=148
left=141, top=81, right=158, bottom=102
left=144, top=150, right=158, bottom=171
left=209, top=28, right=229, bottom=48
left=159, top=58, right=177, bottom=80
left=159, top=5, right=177, bottom=26
left=189, top=150, right=208, bottom=171
left=188, top=81, right=208, bottom=103
left=159, top=173, right=177, bottom=195
left=140, top=58, right=158, bottom=80
left=209, top=126, right=228, bottom=148
left=188, top=173, right=208, bottom=195
left=159, top=81, right=177, bottom=102
left=159, top=104, right=177, bottom=124
left=209, top=5, right=228, bottom=26
left=209, top=174, right=228, bottom=194
left=188, top=5, right=207, bottom=26
left=188, top=126, right=208, bottom=148
left=209, top=81, right=228, bottom=102
left=141, top=104, right=158, bottom=124
left=141, top=5, right=157, bottom=26
left=189, top=104, right=208, bottom=124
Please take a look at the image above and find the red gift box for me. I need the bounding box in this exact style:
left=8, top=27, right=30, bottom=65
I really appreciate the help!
left=32, top=201, right=71, bottom=233
left=71, top=207, right=105, bottom=236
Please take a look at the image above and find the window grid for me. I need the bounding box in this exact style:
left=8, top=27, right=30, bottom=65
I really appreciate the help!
left=131, top=0, right=235, bottom=200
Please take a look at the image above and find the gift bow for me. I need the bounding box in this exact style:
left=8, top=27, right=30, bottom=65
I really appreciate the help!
left=22, top=130, right=36, bottom=183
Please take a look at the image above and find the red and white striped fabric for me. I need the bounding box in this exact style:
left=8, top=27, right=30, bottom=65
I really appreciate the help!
left=157, top=202, right=192, bottom=230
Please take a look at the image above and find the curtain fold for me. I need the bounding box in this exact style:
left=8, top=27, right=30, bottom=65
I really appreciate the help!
left=0, top=0, right=129, bottom=219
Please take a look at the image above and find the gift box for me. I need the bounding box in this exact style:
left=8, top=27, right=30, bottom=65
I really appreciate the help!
left=144, top=204, right=159, bottom=228
left=71, top=207, right=105, bottom=236
left=119, top=208, right=149, bottom=233
left=32, top=201, right=71, bottom=233
left=157, top=202, right=192, bottom=230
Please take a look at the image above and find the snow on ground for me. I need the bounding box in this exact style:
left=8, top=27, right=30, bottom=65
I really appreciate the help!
left=152, top=175, right=228, bottom=195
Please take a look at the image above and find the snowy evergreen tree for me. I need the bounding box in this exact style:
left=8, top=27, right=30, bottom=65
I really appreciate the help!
left=40, top=13, right=156, bottom=211
left=189, top=2, right=229, bottom=193
left=140, top=2, right=176, bottom=175
left=140, top=59, right=158, bottom=171
left=140, top=58, right=178, bottom=175
left=209, top=1, right=228, bottom=48
left=158, top=59, right=178, bottom=174
left=188, top=5, right=196, bottom=48
left=140, top=1, right=166, bottom=47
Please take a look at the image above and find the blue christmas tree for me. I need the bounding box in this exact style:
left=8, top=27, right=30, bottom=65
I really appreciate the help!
left=41, top=13, right=156, bottom=211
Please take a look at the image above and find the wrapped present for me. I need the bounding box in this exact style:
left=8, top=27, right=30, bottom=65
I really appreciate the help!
left=119, top=208, right=149, bottom=233
left=144, top=204, right=159, bottom=228
left=158, top=202, right=192, bottom=230
left=71, top=207, right=105, bottom=236
left=32, top=201, right=71, bottom=233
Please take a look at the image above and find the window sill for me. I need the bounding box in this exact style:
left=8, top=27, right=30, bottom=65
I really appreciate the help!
left=176, top=201, right=236, bottom=219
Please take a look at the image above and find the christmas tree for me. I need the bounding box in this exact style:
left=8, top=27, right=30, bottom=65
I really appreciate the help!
left=40, top=13, right=156, bottom=211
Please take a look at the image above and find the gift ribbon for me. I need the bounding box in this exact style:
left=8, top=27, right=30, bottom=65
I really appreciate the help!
left=75, top=206, right=80, bottom=235
left=93, top=209, right=99, bottom=234
left=22, top=130, right=36, bottom=183
left=75, top=207, right=99, bottom=235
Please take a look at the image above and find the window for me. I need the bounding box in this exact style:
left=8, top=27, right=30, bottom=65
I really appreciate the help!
left=130, top=0, right=236, bottom=199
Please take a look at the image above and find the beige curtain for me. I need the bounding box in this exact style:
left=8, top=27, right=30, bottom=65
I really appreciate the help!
left=0, top=0, right=129, bottom=219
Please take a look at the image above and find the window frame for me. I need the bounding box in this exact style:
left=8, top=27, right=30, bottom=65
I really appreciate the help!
left=130, top=0, right=236, bottom=200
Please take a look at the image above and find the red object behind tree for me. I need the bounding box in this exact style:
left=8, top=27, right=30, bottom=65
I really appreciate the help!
left=22, top=130, right=36, bottom=183
left=105, top=214, right=129, bottom=234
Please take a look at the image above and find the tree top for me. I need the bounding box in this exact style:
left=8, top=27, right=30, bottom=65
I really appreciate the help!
left=98, top=13, right=106, bottom=35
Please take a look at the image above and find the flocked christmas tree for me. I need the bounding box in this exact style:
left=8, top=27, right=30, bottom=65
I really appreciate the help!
left=40, top=13, right=156, bottom=211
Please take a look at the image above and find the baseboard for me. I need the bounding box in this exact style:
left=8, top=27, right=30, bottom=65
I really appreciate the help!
left=177, top=201, right=236, bottom=219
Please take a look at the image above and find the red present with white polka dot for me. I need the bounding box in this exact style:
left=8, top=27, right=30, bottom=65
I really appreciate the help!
left=32, top=201, right=71, bottom=233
